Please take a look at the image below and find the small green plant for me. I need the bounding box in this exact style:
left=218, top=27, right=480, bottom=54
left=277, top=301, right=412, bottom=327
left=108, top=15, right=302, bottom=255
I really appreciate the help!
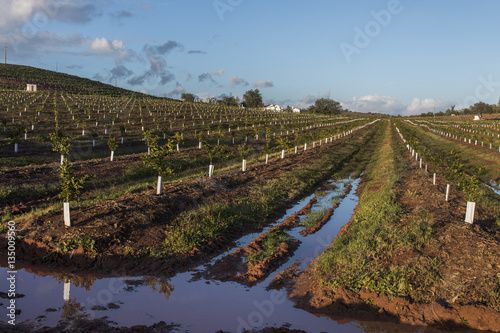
left=239, top=143, right=250, bottom=160
left=141, top=136, right=175, bottom=178
left=245, top=229, right=290, bottom=266
left=301, top=208, right=329, bottom=228
left=49, top=130, right=71, bottom=157
left=205, top=144, right=228, bottom=165
left=276, top=136, right=291, bottom=152
left=8, top=126, right=23, bottom=143
left=55, top=236, right=96, bottom=254
left=443, top=150, right=465, bottom=184
left=406, top=189, right=419, bottom=197
left=293, top=132, right=302, bottom=148
left=458, top=167, right=484, bottom=202
left=197, top=130, right=204, bottom=143
left=143, top=129, right=157, bottom=149
left=175, top=132, right=183, bottom=146
left=59, top=159, right=90, bottom=203
left=90, top=129, right=99, bottom=141
left=407, top=218, right=433, bottom=251
left=108, top=137, right=118, bottom=152
left=119, top=124, right=127, bottom=138
left=0, top=223, right=9, bottom=233
left=263, top=133, right=273, bottom=156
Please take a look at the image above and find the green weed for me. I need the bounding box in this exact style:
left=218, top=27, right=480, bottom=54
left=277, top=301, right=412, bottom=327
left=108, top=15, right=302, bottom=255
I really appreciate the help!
left=301, top=208, right=329, bottom=228
left=54, top=236, right=96, bottom=254
left=245, top=229, right=290, bottom=266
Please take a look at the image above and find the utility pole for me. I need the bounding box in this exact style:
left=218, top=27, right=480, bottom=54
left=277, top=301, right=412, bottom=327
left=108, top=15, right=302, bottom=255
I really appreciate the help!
left=4, top=41, right=7, bottom=64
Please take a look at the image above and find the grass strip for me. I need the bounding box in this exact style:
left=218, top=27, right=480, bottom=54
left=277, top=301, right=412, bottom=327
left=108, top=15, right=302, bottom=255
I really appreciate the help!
left=313, top=120, right=441, bottom=302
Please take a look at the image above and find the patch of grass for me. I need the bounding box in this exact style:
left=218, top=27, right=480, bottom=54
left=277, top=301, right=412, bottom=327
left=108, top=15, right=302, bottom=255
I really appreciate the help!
left=163, top=178, right=293, bottom=256
left=301, top=208, right=329, bottom=228
left=406, top=214, right=434, bottom=251
left=0, top=184, right=58, bottom=201
left=245, top=229, right=290, bottom=266
left=0, top=222, right=8, bottom=233
left=315, top=120, right=442, bottom=302
left=122, top=165, right=157, bottom=181
left=54, top=236, right=96, bottom=254
left=1, top=207, right=14, bottom=223
left=329, top=193, right=342, bottom=206
left=0, top=156, right=47, bottom=169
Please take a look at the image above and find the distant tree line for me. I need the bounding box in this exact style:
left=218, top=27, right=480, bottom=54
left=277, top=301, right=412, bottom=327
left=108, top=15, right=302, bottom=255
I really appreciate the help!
left=180, top=89, right=345, bottom=115
left=306, top=98, right=345, bottom=115
left=412, top=101, right=500, bottom=117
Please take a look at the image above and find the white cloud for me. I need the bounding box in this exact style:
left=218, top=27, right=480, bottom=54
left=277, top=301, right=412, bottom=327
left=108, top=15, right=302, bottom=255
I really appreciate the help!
left=0, top=0, right=98, bottom=29
left=198, top=69, right=225, bottom=86
left=341, top=94, right=404, bottom=115
left=91, top=37, right=126, bottom=54
left=211, top=69, right=225, bottom=77
left=195, top=92, right=218, bottom=101
left=403, top=97, right=451, bottom=116
left=166, top=85, right=186, bottom=98
left=254, top=80, right=274, bottom=88
left=89, top=37, right=133, bottom=63
left=341, top=94, right=453, bottom=116
left=9, top=30, right=88, bottom=55
left=230, top=75, right=248, bottom=87
left=112, top=39, right=124, bottom=50
left=91, top=37, right=112, bottom=53
left=294, top=91, right=331, bottom=109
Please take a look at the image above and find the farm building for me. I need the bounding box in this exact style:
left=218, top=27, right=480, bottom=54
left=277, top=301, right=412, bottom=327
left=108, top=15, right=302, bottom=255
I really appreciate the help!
left=264, top=104, right=283, bottom=111
left=26, top=84, right=37, bottom=92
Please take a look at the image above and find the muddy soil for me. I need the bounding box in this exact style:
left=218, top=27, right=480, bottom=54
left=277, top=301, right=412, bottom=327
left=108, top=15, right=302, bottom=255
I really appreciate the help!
left=0, top=129, right=372, bottom=279
left=287, top=125, right=500, bottom=332
left=196, top=201, right=311, bottom=286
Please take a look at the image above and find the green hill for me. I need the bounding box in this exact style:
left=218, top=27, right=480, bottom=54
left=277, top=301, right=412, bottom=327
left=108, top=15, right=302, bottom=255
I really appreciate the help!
left=0, top=64, right=149, bottom=97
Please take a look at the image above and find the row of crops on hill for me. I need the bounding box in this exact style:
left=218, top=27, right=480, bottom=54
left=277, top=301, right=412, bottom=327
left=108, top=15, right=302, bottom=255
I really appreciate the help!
left=0, top=64, right=145, bottom=96
left=0, top=90, right=367, bottom=160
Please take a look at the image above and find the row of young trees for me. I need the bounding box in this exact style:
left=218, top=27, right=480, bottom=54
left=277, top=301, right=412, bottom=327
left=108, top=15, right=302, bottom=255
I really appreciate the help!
left=2, top=90, right=346, bottom=150
left=395, top=121, right=483, bottom=223
left=411, top=119, right=500, bottom=152
left=56, top=118, right=376, bottom=227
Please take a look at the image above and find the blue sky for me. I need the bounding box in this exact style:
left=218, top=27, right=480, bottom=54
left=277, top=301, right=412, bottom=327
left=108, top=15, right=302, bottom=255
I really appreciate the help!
left=1, top=0, right=500, bottom=115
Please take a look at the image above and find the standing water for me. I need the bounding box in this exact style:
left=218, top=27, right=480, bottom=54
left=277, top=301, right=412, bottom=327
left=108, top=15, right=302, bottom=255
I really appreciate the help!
left=0, top=176, right=425, bottom=332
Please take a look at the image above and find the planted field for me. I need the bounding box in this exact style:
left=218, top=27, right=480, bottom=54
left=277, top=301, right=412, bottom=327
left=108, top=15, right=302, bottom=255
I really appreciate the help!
left=2, top=81, right=500, bottom=332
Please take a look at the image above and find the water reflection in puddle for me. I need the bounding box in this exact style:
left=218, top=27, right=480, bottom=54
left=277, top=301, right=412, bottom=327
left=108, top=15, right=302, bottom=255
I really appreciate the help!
left=0, top=176, right=424, bottom=332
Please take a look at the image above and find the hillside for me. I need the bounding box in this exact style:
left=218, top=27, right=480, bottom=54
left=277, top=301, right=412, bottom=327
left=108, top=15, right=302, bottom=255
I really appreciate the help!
left=0, top=63, right=149, bottom=97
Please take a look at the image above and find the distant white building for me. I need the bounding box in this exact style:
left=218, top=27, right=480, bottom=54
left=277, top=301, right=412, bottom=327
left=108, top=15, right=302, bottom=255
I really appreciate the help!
left=292, top=107, right=301, bottom=113
left=265, top=104, right=283, bottom=111
left=473, top=115, right=481, bottom=121
left=26, top=84, right=37, bottom=92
